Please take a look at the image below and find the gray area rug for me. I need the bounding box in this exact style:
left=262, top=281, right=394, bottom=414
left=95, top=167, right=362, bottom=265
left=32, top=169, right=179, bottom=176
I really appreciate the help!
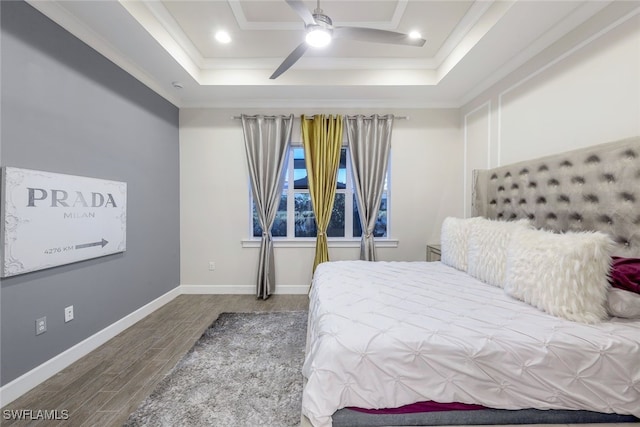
left=124, top=311, right=307, bottom=427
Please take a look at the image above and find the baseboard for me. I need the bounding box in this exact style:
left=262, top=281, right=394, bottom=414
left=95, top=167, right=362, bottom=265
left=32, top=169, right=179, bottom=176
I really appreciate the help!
left=1, top=283, right=308, bottom=406
left=0, top=286, right=181, bottom=407
left=179, top=284, right=310, bottom=295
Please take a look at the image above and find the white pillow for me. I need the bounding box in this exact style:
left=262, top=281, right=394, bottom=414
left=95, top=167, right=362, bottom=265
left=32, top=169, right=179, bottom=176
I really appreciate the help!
left=467, top=219, right=531, bottom=287
left=504, top=228, right=614, bottom=323
left=607, top=288, right=640, bottom=319
left=440, top=217, right=481, bottom=271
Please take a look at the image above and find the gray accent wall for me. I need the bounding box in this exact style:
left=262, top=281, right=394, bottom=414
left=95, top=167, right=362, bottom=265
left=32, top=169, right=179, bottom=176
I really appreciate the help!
left=1, top=1, right=180, bottom=385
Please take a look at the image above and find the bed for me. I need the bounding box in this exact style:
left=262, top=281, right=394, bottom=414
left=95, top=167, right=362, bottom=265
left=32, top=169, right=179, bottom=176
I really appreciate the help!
left=301, top=137, right=640, bottom=427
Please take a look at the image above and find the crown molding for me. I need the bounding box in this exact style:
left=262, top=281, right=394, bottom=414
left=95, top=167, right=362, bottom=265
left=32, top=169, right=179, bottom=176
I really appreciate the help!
left=180, top=97, right=459, bottom=110
left=227, top=0, right=409, bottom=31
left=200, top=56, right=437, bottom=71
left=26, top=0, right=181, bottom=106
left=432, top=0, right=495, bottom=68
left=142, top=0, right=205, bottom=69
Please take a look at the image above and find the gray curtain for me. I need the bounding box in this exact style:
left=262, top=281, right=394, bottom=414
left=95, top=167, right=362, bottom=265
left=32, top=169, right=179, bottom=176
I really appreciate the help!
left=345, top=114, right=394, bottom=261
left=241, top=114, right=293, bottom=299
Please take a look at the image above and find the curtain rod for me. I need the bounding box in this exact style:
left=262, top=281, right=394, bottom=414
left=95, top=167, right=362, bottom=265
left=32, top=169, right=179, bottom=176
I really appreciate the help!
left=231, top=115, right=409, bottom=120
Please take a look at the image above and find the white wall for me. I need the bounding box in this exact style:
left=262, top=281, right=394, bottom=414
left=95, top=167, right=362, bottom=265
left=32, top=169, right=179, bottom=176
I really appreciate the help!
left=180, top=108, right=462, bottom=292
left=461, top=3, right=640, bottom=216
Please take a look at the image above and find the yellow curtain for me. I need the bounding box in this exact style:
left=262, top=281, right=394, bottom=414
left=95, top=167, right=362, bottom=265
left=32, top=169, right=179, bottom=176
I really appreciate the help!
left=301, top=114, right=343, bottom=273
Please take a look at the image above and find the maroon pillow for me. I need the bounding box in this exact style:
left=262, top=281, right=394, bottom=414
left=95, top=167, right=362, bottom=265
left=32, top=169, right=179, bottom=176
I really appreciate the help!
left=609, top=257, right=640, bottom=294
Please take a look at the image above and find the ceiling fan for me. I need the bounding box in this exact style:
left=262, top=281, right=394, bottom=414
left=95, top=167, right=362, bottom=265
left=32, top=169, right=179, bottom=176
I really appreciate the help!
left=270, top=0, right=427, bottom=79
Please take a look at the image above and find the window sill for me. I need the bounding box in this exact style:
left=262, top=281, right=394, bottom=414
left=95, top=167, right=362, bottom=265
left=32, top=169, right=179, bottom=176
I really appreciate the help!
left=241, top=238, right=399, bottom=248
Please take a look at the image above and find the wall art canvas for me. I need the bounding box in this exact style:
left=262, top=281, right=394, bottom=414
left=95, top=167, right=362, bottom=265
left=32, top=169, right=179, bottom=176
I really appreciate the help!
left=1, top=167, right=127, bottom=277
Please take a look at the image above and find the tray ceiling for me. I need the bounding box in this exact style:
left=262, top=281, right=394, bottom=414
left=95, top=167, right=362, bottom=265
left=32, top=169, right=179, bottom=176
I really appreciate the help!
left=25, top=0, right=631, bottom=108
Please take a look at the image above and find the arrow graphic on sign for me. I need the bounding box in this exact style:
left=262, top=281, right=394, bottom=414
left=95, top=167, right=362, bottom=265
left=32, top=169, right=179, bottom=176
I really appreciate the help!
left=75, top=238, right=109, bottom=250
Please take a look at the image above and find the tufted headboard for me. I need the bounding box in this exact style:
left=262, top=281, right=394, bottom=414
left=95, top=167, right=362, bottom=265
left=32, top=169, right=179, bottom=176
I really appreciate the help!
left=473, top=137, right=640, bottom=257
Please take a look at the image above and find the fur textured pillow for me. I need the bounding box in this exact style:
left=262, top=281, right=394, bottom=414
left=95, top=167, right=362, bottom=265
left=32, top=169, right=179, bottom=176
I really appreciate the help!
left=504, top=228, right=614, bottom=323
left=467, top=219, right=531, bottom=287
left=440, top=217, right=481, bottom=271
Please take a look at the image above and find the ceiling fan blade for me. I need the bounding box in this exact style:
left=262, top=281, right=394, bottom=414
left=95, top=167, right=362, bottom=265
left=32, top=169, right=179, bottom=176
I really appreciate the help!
left=270, top=42, right=309, bottom=79
left=285, top=0, right=316, bottom=27
left=333, top=27, right=426, bottom=47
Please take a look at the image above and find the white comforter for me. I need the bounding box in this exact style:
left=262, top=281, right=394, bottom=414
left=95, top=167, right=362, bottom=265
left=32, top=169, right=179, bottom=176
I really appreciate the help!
left=302, top=261, right=640, bottom=427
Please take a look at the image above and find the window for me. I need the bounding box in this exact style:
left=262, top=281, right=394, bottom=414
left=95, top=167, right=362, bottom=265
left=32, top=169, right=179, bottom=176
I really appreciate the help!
left=252, top=146, right=389, bottom=239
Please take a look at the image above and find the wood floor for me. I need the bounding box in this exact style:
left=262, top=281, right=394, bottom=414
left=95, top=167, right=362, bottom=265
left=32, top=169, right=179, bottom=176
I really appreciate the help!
left=1, top=294, right=309, bottom=427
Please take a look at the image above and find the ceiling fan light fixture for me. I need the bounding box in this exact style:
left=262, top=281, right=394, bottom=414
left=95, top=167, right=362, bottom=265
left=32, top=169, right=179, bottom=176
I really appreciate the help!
left=305, top=27, right=332, bottom=48
left=271, top=0, right=426, bottom=79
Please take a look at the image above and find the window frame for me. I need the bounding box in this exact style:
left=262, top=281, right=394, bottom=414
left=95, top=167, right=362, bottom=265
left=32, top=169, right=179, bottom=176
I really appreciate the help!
left=243, top=142, right=397, bottom=248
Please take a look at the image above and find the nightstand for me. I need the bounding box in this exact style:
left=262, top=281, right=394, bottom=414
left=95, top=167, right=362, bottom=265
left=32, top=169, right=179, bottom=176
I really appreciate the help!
left=426, top=244, right=441, bottom=262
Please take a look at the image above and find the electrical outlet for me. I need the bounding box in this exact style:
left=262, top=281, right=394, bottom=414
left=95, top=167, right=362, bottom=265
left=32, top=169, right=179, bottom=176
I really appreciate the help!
left=208, top=261, right=216, bottom=271
left=64, top=305, right=74, bottom=323
left=36, top=317, right=47, bottom=335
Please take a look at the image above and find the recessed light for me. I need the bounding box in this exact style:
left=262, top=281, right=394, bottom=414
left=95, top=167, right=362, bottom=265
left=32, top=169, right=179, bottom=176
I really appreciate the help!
left=215, top=30, right=231, bottom=44
left=409, top=31, right=422, bottom=40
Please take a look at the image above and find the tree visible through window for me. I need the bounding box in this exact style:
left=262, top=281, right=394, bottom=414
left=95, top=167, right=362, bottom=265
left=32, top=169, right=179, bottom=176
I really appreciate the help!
left=252, top=146, right=388, bottom=239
